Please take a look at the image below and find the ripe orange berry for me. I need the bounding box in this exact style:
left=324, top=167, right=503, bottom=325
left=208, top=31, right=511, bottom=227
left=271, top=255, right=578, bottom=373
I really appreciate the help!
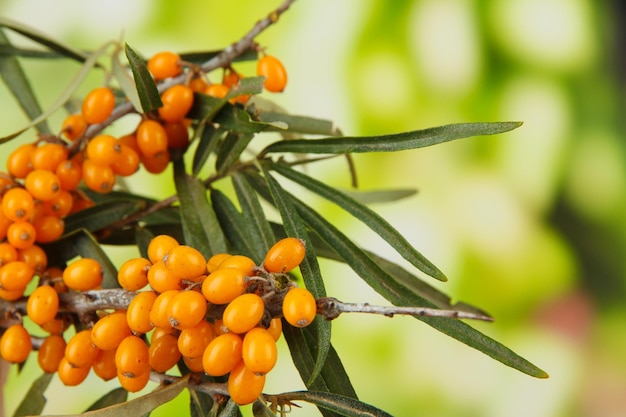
left=182, top=355, right=204, bottom=373
left=65, top=329, right=99, bottom=368
left=256, top=55, right=288, bottom=93
left=33, top=214, right=64, bottom=243
left=37, top=334, right=66, bottom=373
left=69, top=191, right=95, bottom=214
left=204, top=83, right=229, bottom=99
left=189, top=77, right=208, bottom=93
left=62, top=258, right=103, bottom=291
left=206, top=253, right=231, bottom=273
left=177, top=319, right=214, bottom=358
left=158, top=85, right=194, bottom=123
left=136, top=119, right=168, bottom=157
left=227, top=361, right=266, bottom=405
left=0, top=287, right=25, bottom=301
left=223, top=69, right=241, bottom=88
left=0, top=260, right=34, bottom=291
left=117, top=368, right=150, bottom=392
left=164, top=245, right=207, bottom=281
left=30, top=143, right=68, bottom=172
left=111, top=144, right=140, bottom=177
left=55, top=159, right=82, bottom=191
left=57, top=357, right=90, bottom=386
left=26, top=285, right=59, bottom=325
left=127, top=291, right=157, bottom=334
left=91, top=311, right=132, bottom=351
left=7, top=221, right=36, bottom=249
left=163, top=122, right=190, bottom=149
left=168, top=290, right=208, bottom=330
left=61, top=114, right=87, bottom=140
left=282, top=287, right=317, bottom=328
left=149, top=289, right=180, bottom=329
left=216, top=254, right=256, bottom=276
left=266, top=317, right=283, bottom=341
left=2, top=187, right=34, bottom=222
left=82, top=159, right=116, bottom=194
left=82, top=87, right=115, bottom=124
left=213, top=319, right=228, bottom=336
left=118, top=257, right=151, bottom=291
left=0, top=211, right=10, bottom=241
left=0, top=323, right=32, bottom=363
left=25, top=169, right=61, bottom=202
left=147, top=234, right=179, bottom=264
left=222, top=293, right=265, bottom=334
left=115, top=335, right=149, bottom=378
left=86, top=134, right=122, bottom=166
left=45, top=189, right=74, bottom=217
left=242, top=327, right=277, bottom=375
left=263, top=237, right=306, bottom=273
left=201, top=268, right=247, bottom=305
left=147, top=260, right=180, bottom=293
left=17, top=244, right=48, bottom=273
left=147, top=51, right=181, bottom=81
left=6, top=143, right=35, bottom=178
left=40, top=317, right=67, bottom=335
left=93, top=348, right=117, bottom=381
left=140, top=149, right=170, bottom=174
left=148, top=333, right=180, bottom=373
left=202, top=332, right=242, bottom=377
left=0, top=242, right=18, bottom=266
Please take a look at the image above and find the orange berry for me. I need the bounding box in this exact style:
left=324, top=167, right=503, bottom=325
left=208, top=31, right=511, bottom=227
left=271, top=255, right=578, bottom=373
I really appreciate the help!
left=257, top=55, right=288, bottom=93
left=2, top=187, right=35, bottom=222
left=111, top=144, right=140, bottom=177
left=168, top=290, right=208, bottom=330
left=37, top=334, right=66, bottom=373
left=147, top=51, right=181, bottom=81
left=164, top=245, right=207, bottom=281
left=227, top=361, right=266, bottom=405
left=0, top=323, right=32, bottom=363
left=117, top=133, right=141, bottom=154
left=0, top=287, right=25, bottom=301
left=82, top=159, right=115, bottom=194
left=242, top=327, right=277, bottom=375
left=86, top=134, right=122, bottom=166
left=7, top=221, right=36, bottom=249
left=61, top=114, right=87, bottom=140
left=213, top=318, right=229, bottom=336
left=115, top=335, right=149, bottom=378
left=45, top=189, right=73, bottom=217
left=0, top=260, right=34, bottom=291
left=158, top=84, right=194, bottom=123
left=140, top=149, right=170, bottom=174
left=26, top=285, right=59, bottom=325
left=82, top=87, right=115, bottom=124
left=6, top=143, right=35, bottom=178
left=282, top=287, right=317, bottom=328
left=222, top=293, right=265, bottom=334
left=189, top=77, right=208, bottom=92
left=118, top=257, right=151, bottom=291
left=266, top=317, right=282, bottom=341
left=163, top=121, right=190, bottom=149
left=55, top=159, right=82, bottom=191
left=25, top=169, right=61, bottom=202
left=263, top=237, right=306, bottom=273
left=65, top=329, right=99, bottom=368
left=33, top=214, right=64, bottom=243
left=202, top=332, right=242, bottom=377
left=148, top=332, right=180, bottom=373
left=177, top=319, right=214, bottom=358
left=57, top=357, right=90, bottom=386
left=149, top=289, right=180, bottom=329
left=17, top=244, right=48, bottom=273
left=30, top=143, right=68, bottom=172
left=201, top=268, right=247, bottom=305
left=0, top=242, right=18, bottom=266
left=147, top=260, right=180, bottom=293
left=117, top=368, right=150, bottom=392
left=62, top=257, right=103, bottom=291
left=40, top=317, right=67, bottom=335
left=69, top=191, right=95, bottom=214
left=136, top=119, right=168, bottom=157
left=223, top=69, right=241, bottom=88
left=204, top=83, right=229, bottom=99
left=206, top=253, right=231, bottom=273
left=217, top=254, right=256, bottom=276
left=93, top=348, right=117, bottom=381
left=0, top=211, right=10, bottom=241
left=91, top=311, right=132, bottom=351
left=150, top=326, right=177, bottom=342
left=147, top=234, right=179, bottom=264
left=126, top=291, right=157, bottom=334
left=182, top=355, right=204, bottom=373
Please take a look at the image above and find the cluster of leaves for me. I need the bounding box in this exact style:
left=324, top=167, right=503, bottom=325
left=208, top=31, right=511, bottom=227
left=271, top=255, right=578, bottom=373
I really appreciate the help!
left=0, top=9, right=546, bottom=417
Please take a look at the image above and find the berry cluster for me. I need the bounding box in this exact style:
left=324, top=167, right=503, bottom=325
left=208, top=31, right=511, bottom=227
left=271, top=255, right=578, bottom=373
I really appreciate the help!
left=0, top=235, right=315, bottom=406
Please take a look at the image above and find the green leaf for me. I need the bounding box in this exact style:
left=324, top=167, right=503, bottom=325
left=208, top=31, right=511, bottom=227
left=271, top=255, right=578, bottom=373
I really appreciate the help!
left=214, top=104, right=283, bottom=134
left=342, top=188, right=417, bottom=204
left=1, top=40, right=114, bottom=143
left=231, top=172, right=275, bottom=260
left=215, top=131, right=254, bottom=174
left=217, top=400, right=239, bottom=417
left=0, top=44, right=64, bottom=59
left=173, top=160, right=227, bottom=256
left=111, top=45, right=141, bottom=111
left=252, top=401, right=276, bottom=417
left=0, top=29, right=51, bottom=135
left=288, top=195, right=548, bottom=378
left=179, top=48, right=257, bottom=65
left=34, top=375, right=189, bottom=417
left=13, top=373, right=52, bottom=417
left=63, top=199, right=145, bottom=235
left=279, top=391, right=393, bottom=417
left=188, top=388, right=214, bottom=417
left=261, top=122, right=523, bottom=155
left=0, top=17, right=92, bottom=64
left=211, top=188, right=258, bottom=258
left=192, top=124, right=222, bottom=176
left=268, top=161, right=446, bottom=281
left=257, top=112, right=338, bottom=136
left=225, top=76, right=265, bottom=100
left=186, top=93, right=228, bottom=122
left=125, top=42, right=162, bottom=113
left=259, top=168, right=331, bottom=386
left=85, top=388, right=128, bottom=411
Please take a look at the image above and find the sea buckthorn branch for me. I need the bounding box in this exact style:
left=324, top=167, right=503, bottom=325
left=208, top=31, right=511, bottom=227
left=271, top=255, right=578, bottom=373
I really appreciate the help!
left=82, top=0, right=297, bottom=141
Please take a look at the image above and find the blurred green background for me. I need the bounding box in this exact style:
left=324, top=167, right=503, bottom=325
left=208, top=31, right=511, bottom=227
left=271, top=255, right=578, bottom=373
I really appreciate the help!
left=1, top=0, right=625, bottom=416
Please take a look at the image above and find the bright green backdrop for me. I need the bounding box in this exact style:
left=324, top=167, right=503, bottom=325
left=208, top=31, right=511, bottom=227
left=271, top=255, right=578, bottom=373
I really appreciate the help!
left=1, top=1, right=624, bottom=416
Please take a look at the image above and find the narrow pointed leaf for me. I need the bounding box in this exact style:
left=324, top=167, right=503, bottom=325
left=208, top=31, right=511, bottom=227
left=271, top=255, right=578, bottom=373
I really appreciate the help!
left=173, top=160, right=227, bottom=256
left=257, top=112, right=338, bottom=136
left=261, top=122, right=523, bottom=155
left=188, top=387, right=215, bottom=417
left=215, top=131, right=254, bottom=174
left=0, top=44, right=63, bottom=59
left=214, top=104, right=284, bottom=134
left=342, top=188, right=417, bottom=204
left=211, top=188, right=258, bottom=258
left=280, top=391, right=392, bottom=417
left=269, top=162, right=446, bottom=281
left=192, top=124, right=222, bottom=176
left=125, top=42, right=162, bottom=113
left=135, top=227, right=155, bottom=260
left=186, top=93, right=228, bottom=121
left=0, top=29, right=50, bottom=135
left=0, top=17, right=92, bottom=64
left=13, top=372, right=52, bottom=417
left=217, top=400, right=239, bottom=417
left=224, top=75, right=265, bottom=99
left=111, top=45, right=141, bottom=111
left=63, top=199, right=145, bottom=235
left=85, top=388, right=128, bottom=411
